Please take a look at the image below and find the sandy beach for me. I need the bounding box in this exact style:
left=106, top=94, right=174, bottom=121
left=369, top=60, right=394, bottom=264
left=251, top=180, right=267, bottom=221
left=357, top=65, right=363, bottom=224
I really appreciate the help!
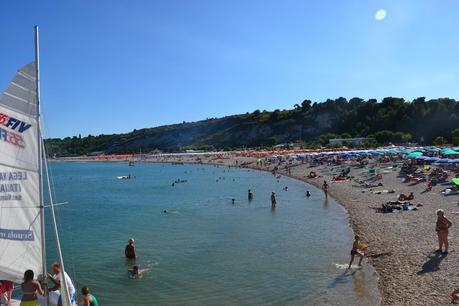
left=58, top=152, right=459, bottom=305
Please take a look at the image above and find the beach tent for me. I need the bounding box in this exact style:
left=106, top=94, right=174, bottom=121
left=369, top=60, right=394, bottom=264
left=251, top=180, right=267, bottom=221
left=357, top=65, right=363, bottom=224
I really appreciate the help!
left=452, top=178, right=459, bottom=186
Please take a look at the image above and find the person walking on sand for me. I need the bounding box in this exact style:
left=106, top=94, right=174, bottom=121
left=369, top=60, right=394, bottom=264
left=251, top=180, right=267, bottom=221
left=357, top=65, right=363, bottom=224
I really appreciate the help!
left=125, top=238, right=136, bottom=259
left=348, top=235, right=365, bottom=269
left=322, top=180, right=328, bottom=197
left=436, top=209, right=452, bottom=255
left=271, top=192, right=277, bottom=207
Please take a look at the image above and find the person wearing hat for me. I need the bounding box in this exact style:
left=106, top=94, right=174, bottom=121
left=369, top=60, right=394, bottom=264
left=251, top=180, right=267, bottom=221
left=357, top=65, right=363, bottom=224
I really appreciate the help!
left=125, top=238, right=136, bottom=259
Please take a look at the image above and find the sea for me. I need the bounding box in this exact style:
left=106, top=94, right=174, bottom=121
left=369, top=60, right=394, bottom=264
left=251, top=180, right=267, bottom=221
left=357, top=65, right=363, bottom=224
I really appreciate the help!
left=42, top=162, right=380, bottom=305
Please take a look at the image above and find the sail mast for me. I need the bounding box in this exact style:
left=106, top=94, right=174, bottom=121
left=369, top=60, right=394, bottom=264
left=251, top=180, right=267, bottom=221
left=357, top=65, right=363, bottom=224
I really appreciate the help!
left=34, top=25, right=49, bottom=306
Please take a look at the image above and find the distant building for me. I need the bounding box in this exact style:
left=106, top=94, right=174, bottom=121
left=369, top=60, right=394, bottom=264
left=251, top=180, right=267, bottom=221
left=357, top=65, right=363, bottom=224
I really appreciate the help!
left=329, top=137, right=374, bottom=146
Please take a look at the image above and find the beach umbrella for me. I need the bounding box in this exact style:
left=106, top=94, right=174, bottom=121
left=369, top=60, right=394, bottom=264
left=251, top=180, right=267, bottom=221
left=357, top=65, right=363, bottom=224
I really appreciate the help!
left=406, top=152, right=423, bottom=159
left=424, top=157, right=440, bottom=162
left=436, top=159, right=452, bottom=164
left=442, top=149, right=458, bottom=156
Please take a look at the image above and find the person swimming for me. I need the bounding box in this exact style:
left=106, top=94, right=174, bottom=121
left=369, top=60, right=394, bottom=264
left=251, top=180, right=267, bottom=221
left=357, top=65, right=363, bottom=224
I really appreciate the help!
left=128, top=265, right=140, bottom=278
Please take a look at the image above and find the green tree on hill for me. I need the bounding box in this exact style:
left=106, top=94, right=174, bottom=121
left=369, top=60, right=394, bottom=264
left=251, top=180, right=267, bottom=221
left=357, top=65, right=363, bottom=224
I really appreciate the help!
left=434, top=136, right=447, bottom=146
left=451, top=129, right=459, bottom=146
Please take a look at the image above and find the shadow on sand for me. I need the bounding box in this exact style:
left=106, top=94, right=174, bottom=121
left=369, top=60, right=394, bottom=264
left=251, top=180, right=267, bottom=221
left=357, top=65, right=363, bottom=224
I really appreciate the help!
left=417, top=252, right=447, bottom=275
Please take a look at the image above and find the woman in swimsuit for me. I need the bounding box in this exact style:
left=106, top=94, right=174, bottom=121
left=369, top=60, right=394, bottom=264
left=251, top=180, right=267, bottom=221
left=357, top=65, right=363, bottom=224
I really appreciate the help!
left=20, top=270, right=44, bottom=306
left=436, top=209, right=452, bottom=254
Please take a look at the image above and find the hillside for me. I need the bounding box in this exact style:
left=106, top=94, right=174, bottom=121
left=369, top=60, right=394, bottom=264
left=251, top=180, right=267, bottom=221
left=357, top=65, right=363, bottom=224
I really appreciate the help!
left=45, top=97, right=459, bottom=156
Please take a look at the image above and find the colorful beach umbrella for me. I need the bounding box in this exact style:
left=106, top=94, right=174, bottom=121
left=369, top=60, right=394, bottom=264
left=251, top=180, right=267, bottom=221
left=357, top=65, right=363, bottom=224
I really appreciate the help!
left=442, top=149, right=458, bottom=156
left=406, top=152, right=423, bottom=159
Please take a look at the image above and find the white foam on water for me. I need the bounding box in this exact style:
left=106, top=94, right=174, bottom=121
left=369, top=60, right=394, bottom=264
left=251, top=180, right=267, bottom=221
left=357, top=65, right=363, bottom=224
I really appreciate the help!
left=335, top=263, right=362, bottom=269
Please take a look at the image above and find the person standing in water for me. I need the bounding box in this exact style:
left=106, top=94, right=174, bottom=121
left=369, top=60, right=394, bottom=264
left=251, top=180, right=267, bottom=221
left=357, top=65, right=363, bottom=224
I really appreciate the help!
left=436, top=209, right=452, bottom=254
left=248, top=189, right=253, bottom=201
left=322, top=181, right=329, bottom=197
left=306, top=191, right=311, bottom=197
left=125, top=238, right=136, bottom=259
left=81, top=286, right=99, bottom=306
left=348, top=235, right=365, bottom=269
left=271, top=192, right=277, bottom=207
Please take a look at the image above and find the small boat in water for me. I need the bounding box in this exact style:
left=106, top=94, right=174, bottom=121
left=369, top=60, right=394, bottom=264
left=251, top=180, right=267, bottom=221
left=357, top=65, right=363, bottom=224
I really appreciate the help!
left=117, top=175, right=132, bottom=180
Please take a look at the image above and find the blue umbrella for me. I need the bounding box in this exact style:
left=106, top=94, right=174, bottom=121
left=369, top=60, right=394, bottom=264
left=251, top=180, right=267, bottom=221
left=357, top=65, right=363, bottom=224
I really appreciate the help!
left=436, top=159, right=452, bottom=163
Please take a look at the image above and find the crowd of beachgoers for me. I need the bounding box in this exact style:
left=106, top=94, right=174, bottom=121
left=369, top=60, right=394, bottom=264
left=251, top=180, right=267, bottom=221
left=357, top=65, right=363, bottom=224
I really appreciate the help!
left=54, top=146, right=459, bottom=305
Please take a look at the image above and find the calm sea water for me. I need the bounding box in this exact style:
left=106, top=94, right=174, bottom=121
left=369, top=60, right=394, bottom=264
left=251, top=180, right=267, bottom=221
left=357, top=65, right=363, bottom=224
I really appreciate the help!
left=43, top=162, right=380, bottom=305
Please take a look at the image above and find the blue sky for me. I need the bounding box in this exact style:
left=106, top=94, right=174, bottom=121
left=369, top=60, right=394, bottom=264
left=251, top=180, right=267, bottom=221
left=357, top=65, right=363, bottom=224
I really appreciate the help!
left=1, top=0, right=458, bottom=138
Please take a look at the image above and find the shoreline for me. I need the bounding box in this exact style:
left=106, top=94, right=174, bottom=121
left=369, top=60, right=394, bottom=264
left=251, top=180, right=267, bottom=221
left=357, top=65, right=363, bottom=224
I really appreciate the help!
left=54, top=154, right=458, bottom=305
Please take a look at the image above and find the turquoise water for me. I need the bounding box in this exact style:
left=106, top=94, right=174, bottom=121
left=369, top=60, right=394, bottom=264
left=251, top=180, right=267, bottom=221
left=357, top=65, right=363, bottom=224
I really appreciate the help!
left=43, top=162, right=379, bottom=305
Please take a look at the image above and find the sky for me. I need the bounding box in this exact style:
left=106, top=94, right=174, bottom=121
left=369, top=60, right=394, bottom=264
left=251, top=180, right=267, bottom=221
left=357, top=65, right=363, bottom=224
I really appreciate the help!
left=1, top=0, right=459, bottom=138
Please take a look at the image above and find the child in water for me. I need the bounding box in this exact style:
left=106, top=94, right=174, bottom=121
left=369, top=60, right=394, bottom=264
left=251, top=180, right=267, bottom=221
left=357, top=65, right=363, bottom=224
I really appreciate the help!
left=128, top=265, right=141, bottom=278
left=348, top=235, right=365, bottom=269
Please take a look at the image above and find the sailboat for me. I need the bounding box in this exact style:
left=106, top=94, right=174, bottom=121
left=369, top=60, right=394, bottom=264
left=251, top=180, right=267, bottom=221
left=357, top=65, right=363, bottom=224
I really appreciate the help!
left=0, top=27, right=75, bottom=306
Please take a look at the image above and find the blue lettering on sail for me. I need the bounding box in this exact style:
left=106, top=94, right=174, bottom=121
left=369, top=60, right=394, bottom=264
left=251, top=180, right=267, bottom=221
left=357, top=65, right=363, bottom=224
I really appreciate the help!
left=0, top=228, right=34, bottom=241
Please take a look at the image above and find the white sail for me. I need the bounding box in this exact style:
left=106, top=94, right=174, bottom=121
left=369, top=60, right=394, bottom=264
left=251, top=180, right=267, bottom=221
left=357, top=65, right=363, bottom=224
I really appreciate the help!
left=0, top=62, right=42, bottom=283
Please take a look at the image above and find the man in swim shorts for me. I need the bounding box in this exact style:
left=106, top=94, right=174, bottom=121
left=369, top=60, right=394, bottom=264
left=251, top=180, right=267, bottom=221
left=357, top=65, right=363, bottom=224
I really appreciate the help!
left=348, top=235, right=365, bottom=269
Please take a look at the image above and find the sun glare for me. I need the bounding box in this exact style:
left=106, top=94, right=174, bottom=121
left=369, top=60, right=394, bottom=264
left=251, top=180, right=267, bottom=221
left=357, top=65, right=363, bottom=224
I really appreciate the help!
left=375, top=9, right=387, bottom=21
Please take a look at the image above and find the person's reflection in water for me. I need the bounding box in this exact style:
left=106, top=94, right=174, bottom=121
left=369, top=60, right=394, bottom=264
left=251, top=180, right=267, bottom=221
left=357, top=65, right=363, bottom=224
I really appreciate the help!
left=350, top=269, right=367, bottom=298
left=323, top=197, right=329, bottom=209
